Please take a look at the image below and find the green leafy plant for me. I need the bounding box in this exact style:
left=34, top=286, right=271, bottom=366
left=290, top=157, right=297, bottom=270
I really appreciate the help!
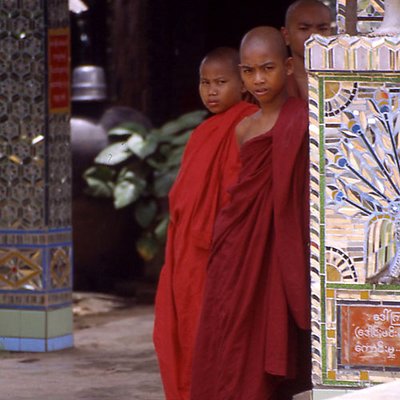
left=84, top=110, right=207, bottom=262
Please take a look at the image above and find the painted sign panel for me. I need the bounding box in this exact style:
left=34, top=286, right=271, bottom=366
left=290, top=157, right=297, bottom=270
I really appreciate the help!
left=340, top=305, right=400, bottom=368
left=48, top=28, right=70, bottom=113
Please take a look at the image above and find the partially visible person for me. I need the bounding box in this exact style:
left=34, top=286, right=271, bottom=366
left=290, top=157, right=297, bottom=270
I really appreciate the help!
left=191, top=27, right=310, bottom=400
left=281, top=0, right=333, bottom=99
left=153, top=47, right=258, bottom=400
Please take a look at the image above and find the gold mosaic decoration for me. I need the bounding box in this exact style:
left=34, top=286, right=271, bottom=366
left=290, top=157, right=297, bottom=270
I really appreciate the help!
left=0, top=250, right=42, bottom=289
left=50, top=247, right=71, bottom=289
left=308, top=33, right=400, bottom=387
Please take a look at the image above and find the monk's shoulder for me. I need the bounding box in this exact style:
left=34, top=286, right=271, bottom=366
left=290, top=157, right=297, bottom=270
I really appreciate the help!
left=188, top=113, right=216, bottom=139
left=235, top=114, right=252, bottom=143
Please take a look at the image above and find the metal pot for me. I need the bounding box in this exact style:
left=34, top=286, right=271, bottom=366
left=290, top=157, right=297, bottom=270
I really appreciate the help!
left=72, top=65, right=107, bottom=101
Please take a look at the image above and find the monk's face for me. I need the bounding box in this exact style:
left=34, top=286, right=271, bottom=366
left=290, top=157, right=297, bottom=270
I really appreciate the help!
left=199, top=59, right=243, bottom=114
left=239, top=40, right=292, bottom=107
left=282, top=3, right=332, bottom=60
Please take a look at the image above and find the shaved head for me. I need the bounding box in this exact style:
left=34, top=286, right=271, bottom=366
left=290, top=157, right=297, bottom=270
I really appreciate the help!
left=200, top=47, right=240, bottom=76
left=285, top=0, right=332, bottom=27
left=198, top=46, right=243, bottom=114
left=240, top=26, right=288, bottom=61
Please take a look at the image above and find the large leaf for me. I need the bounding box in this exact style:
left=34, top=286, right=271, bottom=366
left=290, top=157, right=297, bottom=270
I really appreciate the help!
left=127, top=132, right=158, bottom=159
left=160, top=110, right=207, bottom=136
left=83, top=166, right=115, bottom=197
left=95, top=142, right=132, bottom=165
left=176, top=110, right=207, bottom=128
left=159, top=143, right=172, bottom=157
left=146, top=158, right=168, bottom=172
left=126, top=133, right=145, bottom=154
left=153, top=172, right=176, bottom=198
left=154, top=215, right=169, bottom=242
left=84, top=177, right=114, bottom=198
left=108, top=121, right=147, bottom=137
left=165, top=146, right=185, bottom=167
left=134, top=200, right=158, bottom=228
left=84, top=165, right=116, bottom=181
left=170, top=129, right=193, bottom=145
left=114, top=181, right=139, bottom=208
left=117, top=167, right=146, bottom=184
left=113, top=169, right=146, bottom=208
left=136, top=236, right=159, bottom=261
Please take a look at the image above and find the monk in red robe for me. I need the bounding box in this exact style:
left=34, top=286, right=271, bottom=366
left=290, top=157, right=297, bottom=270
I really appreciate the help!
left=280, top=2, right=332, bottom=395
left=191, top=27, right=310, bottom=400
left=281, top=0, right=332, bottom=100
left=153, top=47, right=258, bottom=400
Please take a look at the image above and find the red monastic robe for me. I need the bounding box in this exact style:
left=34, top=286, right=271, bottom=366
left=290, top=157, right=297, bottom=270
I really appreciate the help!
left=153, top=101, right=258, bottom=400
left=191, top=97, right=310, bottom=400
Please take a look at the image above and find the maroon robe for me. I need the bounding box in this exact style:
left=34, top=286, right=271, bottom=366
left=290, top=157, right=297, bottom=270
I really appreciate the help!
left=191, top=97, right=310, bottom=400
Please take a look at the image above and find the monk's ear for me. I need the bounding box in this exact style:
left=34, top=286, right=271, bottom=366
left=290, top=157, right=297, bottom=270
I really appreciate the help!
left=240, top=82, right=247, bottom=94
left=285, top=57, right=294, bottom=76
left=281, top=27, right=290, bottom=46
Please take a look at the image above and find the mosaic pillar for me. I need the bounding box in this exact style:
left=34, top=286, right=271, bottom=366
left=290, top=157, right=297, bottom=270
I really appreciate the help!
left=0, top=1, right=73, bottom=352
left=305, top=1, right=400, bottom=398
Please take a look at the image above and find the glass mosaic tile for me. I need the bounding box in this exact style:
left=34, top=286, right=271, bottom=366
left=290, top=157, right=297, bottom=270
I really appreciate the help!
left=337, top=0, right=384, bottom=34
left=306, top=35, right=400, bottom=72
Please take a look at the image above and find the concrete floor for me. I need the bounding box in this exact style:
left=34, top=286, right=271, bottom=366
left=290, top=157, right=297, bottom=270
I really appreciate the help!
left=4, top=293, right=400, bottom=400
left=0, top=296, right=164, bottom=400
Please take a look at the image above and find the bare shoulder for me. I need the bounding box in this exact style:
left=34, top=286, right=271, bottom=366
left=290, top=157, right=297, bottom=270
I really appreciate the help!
left=236, top=115, right=254, bottom=144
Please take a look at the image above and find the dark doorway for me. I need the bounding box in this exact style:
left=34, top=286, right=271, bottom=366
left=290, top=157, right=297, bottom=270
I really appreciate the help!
left=72, top=0, right=293, bottom=125
left=145, top=0, right=292, bottom=124
left=204, top=1, right=289, bottom=48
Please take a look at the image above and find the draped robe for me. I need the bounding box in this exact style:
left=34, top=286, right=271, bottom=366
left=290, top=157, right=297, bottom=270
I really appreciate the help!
left=191, top=97, right=310, bottom=400
left=153, top=101, right=258, bottom=400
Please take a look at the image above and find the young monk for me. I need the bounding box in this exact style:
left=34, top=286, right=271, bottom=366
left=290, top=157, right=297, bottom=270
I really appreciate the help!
left=281, top=0, right=332, bottom=99
left=191, top=27, right=310, bottom=400
left=153, top=47, right=258, bottom=400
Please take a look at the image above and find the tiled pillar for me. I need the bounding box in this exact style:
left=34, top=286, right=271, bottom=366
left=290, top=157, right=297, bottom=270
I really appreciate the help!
left=0, top=0, right=73, bottom=351
left=306, top=1, right=400, bottom=397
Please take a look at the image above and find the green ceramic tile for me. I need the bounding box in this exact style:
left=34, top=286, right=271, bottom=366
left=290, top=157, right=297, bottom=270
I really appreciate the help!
left=0, top=309, right=21, bottom=337
left=313, top=389, right=353, bottom=400
left=47, top=307, right=73, bottom=338
left=327, top=283, right=374, bottom=290
left=20, top=310, right=46, bottom=338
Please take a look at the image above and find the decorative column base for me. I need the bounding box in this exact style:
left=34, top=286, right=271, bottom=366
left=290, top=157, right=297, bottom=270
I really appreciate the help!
left=0, top=229, right=73, bottom=352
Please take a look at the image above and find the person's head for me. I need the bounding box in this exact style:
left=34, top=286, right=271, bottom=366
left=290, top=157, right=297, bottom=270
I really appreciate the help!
left=239, top=26, right=292, bottom=107
left=281, top=0, right=332, bottom=61
left=199, top=47, right=244, bottom=114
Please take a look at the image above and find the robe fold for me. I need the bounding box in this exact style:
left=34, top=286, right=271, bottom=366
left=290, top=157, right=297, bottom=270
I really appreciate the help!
left=153, top=101, right=258, bottom=400
left=191, top=97, right=310, bottom=400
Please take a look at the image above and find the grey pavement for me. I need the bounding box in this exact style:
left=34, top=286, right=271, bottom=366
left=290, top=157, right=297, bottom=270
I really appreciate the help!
left=0, top=296, right=164, bottom=400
